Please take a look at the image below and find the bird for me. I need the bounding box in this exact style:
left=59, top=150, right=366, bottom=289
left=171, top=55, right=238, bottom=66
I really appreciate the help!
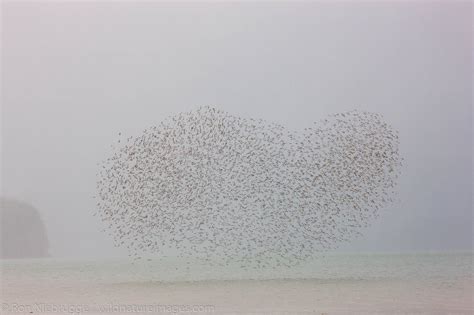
left=94, top=106, right=402, bottom=269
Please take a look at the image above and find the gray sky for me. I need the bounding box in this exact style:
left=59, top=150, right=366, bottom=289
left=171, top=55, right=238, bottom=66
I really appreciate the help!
left=2, top=1, right=472, bottom=258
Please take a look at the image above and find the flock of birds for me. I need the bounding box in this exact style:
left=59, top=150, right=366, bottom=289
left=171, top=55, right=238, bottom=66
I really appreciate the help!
left=95, top=107, right=402, bottom=269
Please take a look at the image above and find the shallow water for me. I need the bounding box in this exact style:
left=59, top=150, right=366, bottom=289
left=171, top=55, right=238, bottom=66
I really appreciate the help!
left=1, top=252, right=472, bottom=314
left=2, top=251, right=472, bottom=283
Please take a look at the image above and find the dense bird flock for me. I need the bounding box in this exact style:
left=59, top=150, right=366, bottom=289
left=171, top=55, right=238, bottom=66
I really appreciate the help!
left=95, top=107, right=402, bottom=268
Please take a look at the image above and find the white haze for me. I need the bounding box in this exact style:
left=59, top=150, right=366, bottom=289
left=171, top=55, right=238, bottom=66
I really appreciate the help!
left=1, top=1, right=472, bottom=258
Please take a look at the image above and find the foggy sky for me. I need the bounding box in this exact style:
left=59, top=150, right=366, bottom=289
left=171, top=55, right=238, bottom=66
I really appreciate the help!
left=1, top=1, right=472, bottom=258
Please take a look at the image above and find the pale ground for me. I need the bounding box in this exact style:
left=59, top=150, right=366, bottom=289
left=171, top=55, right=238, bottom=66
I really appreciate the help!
left=2, top=254, right=473, bottom=314
left=2, top=277, right=473, bottom=314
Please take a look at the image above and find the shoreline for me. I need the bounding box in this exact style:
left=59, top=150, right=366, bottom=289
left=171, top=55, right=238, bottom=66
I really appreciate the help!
left=2, top=252, right=472, bottom=314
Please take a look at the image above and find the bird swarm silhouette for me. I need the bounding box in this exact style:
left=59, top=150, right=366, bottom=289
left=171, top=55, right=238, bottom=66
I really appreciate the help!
left=95, top=107, right=402, bottom=268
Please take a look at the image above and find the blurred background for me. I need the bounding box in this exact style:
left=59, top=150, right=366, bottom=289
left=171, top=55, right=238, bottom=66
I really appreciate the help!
left=1, top=1, right=471, bottom=259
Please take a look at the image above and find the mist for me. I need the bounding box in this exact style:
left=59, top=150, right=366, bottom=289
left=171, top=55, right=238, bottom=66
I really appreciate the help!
left=1, top=1, right=472, bottom=259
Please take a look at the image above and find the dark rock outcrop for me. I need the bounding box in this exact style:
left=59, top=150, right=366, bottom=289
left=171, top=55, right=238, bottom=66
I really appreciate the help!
left=1, top=198, right=50, bottom=258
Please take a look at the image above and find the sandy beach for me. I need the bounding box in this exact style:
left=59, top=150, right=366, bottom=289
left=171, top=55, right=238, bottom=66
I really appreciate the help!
left=2, top=252, right=472, bottom=314
left=2, top=278, right=473, bottom=314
